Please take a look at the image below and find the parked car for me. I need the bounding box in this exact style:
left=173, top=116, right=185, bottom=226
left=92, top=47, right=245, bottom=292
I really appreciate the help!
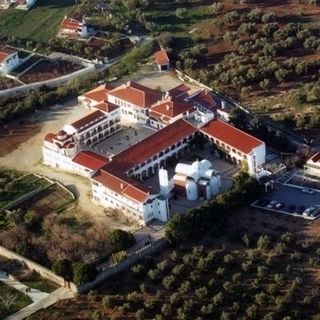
left=267, top=200, right=277, bottom=209
left=257, top=199, right=268, bottom=207
left=275, top=203, right=283, bottom=210
left=302, top=188, right=316, bottom=194
left=303, top=206, right=316, bottom=217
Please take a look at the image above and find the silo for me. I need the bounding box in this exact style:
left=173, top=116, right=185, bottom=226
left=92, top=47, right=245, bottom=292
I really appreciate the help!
left=210, top=174, right=221, bottom=195
left=186, top=179, right=198, bottom=201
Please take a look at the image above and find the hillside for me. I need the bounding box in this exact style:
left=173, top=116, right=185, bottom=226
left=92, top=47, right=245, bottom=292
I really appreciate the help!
left=0, top=0, right=77, bottom=43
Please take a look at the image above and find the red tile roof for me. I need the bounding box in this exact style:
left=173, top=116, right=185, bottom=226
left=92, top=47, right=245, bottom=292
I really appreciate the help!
left=92, top=119, right=196, bottom=203
left=149, top=98, right=194, bottom=121
left=94, top=102, right=119, bottom=113
left=70, top=110, right=106, bottom=132
left=0, top=47, right=17, bottom=63
left=93, top=170, right=150, bottom=203
left=155, top=49, right=170, bottom=66
left=310, top=152, right=320, bottom=163
left=73, top=151, right=109, bottom=171
left=189, top=90, right=218, bottom=111
left=108, top=81, right=162, bottom=108
left=81, top=84, right=114, bottom=103
left=168, top=84, right=191, bottom=99
left=201, top=119, right=263, bottom=154
left=44, top=133, right=57, bottom=143
left=60, top=17, right=83, bottom=31
left=108, top=119, right=197, bottom=173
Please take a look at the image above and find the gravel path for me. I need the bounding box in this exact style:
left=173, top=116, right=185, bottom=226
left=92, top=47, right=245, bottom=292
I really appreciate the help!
left=0, top=99, right=125, bottom=229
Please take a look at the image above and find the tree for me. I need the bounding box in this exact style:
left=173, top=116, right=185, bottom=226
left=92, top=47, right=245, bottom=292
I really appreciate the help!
left=108, top=229, right=135, bottom=252
left=229, top=108, right=248, bottom=131
left=52, top=259, right=73, bottom=280
left=0, top=293, right=17, bottom=311
left=72, top=262, right=97, bottom=285
left=111, top=251, right=128, bottom=264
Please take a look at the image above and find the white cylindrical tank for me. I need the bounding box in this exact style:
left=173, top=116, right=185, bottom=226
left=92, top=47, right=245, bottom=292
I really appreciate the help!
left=186, top=179, right=198, bottom=201
left=210, top=175, right=221, bottom=195
left=200, top=160, right=211, bottom=175
left=206, top=183, right=212, bottom=199
left=175, top=163, right=198, bottom=179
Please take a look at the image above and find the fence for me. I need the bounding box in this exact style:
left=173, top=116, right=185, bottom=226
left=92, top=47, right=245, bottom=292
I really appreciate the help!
left=73, top=239, right=167, bottom=294
left=0, top=245, right=65, bottom=287
left=0, top=64, right=95, bottom=98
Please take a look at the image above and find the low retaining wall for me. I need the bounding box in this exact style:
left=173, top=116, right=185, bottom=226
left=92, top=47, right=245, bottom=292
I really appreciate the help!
left=0, top=64, right=95, bottom=98
left=73, top=239, right=167, bottom=294
left=0, top=245, right=65, bottom=287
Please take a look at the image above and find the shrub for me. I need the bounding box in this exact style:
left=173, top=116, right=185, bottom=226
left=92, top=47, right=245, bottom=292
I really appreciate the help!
left=111, top=251, right=128, bottom=264
left=51, top=259, right=73, bottom=280
left=108, top=229, right=135, bottom=252
left=72, top=262, right=97, bottom=285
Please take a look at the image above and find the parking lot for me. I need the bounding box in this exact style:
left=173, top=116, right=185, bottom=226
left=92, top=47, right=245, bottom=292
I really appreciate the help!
left=252, top=185, right=320, bottom=220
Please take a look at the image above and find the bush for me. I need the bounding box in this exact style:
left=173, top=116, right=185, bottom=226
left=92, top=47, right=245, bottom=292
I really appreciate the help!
left=72, top=262, right=97, bottom=285
left=111, top=251, right=128, bottom=264
left=108, top=229, right=135, bottom=252
left=51, top=259, right=73, bottom=280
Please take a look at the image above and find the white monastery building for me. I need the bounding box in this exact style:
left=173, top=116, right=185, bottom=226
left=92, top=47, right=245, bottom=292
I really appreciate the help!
left=43, top=80, right=266, bottom=226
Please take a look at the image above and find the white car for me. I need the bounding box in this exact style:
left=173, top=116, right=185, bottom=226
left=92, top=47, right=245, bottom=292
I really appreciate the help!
left=303, top=207, right=316, bottom=217
left=267, top=200, right=277, bottom=209
left=302, top=188, right=316, bottom=194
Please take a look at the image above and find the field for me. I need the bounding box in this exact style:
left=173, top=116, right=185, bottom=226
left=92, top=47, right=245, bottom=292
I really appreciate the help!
left=27, top=208, right=320, bottom=320
left=10, top=183, right=74, bottom=216
left=0, top=282, right=32, bottom=319
left=0, top=76, right=21, bottom=90
left=0, top=0, right=78, bottom=43
left=0, top=170, right=50, bottom=209
left=19, top=59, right=83, bottom=84
left=139, top=0, right=320, bottom=104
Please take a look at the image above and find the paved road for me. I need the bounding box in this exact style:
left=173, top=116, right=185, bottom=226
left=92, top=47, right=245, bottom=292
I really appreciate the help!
left=0, top=271, right=48, bottom=303
left=5, top=287, right=74, bottom=320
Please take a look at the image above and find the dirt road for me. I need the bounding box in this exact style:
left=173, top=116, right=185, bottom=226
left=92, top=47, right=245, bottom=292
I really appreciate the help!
left=0, top=100, right=125, bottom=229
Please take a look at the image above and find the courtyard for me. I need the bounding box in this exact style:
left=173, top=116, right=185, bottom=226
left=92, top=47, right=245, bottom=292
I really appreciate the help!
left=92, top=123, right=157, bottom=156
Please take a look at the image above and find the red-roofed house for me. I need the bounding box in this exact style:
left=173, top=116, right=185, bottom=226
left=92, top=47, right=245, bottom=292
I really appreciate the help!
left=201, top=119, right=265, bottom=175
left=304, top=152, right=320, bottom=178
left=155, top=49, right=170, bottom=71
left=78, top=84, right=114, bottom=108
left=59, top=16, right=88, bottom=38
left=149, top=97, right=195, bottom=127
left=0, top=47, right=20, bottom=74
left=107, top=81, right=163, bottom=124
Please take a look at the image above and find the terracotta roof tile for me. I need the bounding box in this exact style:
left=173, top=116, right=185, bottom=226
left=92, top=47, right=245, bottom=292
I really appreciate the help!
left=108, top=81, right=162, bottom=108
left=61, top=17, right=83, bottom=31
left=189, top=90, right=218, bottom=111
left=310, top=152, right=320, bottom=163
left=81, top=84, right=114, bottom=103
left=155, top=49, right=170, bottom=65
left=94, top=102, right=119, bottom=113
left=70, top=110, right=106, bottom=132
left=108, top=119, right=197, bottom=172
left=168, top=84, right=191, bottom=99
left=0, top=47, right=17, bottom=63
left=73, top=151, right=109, bottom=171
left=201, top=119, right=263, bottom=154
left=149, top=99, right=194, bottom=120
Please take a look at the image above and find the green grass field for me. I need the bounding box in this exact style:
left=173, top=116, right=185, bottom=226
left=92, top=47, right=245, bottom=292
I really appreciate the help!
left=0, top=0, right=78, bottom=43
left=0, top=282, right=32, bottom=318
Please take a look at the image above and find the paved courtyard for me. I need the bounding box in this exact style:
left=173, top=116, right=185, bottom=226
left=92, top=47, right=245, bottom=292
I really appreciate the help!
left=92, top=123, right=157, bottom=156
left=139, top=143, right=240, bottom=215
